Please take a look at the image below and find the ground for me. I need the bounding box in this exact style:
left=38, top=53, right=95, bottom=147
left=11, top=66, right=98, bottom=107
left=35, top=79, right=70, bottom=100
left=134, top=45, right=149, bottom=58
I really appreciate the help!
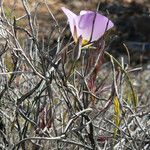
left=0, top=0, right=150, bottom=149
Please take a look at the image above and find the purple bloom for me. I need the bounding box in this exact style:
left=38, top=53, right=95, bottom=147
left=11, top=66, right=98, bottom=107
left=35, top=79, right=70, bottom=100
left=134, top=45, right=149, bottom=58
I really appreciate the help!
left=61, top=7, right=114, bottom=43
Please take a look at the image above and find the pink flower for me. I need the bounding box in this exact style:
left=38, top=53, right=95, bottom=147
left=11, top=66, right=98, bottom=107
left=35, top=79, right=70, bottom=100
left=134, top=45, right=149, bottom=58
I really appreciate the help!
left=61, top=7, right=114, bottom=43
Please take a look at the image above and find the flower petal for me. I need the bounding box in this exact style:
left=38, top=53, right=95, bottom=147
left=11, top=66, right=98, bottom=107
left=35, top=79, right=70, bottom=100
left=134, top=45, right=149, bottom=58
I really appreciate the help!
left=92, top=13, right=114, bottom=41
left=80, top=10, right=93, bottom=15
left=61, top=7, right=77, bottom=37
left=75, top=12, right=114, bottom=42
left=75, top=13, right=94, bottom=41
left=61, top=7, right=77, bottom=19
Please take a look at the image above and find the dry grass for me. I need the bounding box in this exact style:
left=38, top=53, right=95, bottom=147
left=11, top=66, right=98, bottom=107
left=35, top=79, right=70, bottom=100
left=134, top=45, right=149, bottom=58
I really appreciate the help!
left=0, top=0, right=150, bottom=150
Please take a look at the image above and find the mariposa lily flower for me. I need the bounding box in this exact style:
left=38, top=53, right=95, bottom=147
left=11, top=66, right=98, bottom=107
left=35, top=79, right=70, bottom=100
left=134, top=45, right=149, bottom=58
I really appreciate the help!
left=61, top=7, right=114, bottom=44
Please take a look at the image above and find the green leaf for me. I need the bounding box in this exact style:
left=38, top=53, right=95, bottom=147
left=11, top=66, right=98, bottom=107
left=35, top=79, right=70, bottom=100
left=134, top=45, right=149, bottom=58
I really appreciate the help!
left=113, top=96, right=121, bottom=138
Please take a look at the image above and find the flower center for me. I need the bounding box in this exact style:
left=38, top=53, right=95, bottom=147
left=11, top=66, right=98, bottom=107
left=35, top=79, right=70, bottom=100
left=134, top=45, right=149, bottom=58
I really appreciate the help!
left=82, top=39, right=88, bottom=45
